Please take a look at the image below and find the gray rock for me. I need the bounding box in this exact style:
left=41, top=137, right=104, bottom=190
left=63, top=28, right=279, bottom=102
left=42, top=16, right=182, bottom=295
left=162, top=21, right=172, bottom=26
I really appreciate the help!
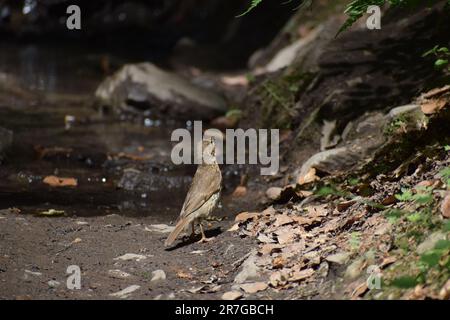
left=234, top=251, right=261, bottom=284
left=95, top=63, right=227, bottom=120
left=265, top=26, right=323, bottom=73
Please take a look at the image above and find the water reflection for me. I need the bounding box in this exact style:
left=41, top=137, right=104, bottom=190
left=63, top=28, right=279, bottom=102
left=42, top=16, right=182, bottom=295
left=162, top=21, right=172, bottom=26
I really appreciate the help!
left=0, top=43, right=103, bottom=94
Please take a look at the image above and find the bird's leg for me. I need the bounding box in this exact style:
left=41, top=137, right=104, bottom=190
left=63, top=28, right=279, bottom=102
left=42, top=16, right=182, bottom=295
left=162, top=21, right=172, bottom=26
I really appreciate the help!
left=197, top=222, right=214, bottom=243
left=189, top=221, right=196, bottom=239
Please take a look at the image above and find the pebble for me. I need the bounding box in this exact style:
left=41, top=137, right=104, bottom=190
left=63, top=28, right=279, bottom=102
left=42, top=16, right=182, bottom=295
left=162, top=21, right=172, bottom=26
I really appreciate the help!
left=151, top=269, right=166, bottom=282
left=114, top=253, right=147, bottom=262
left=109, top=285, right=140, bottom=299
left=48, top=280, right=61, bottom=288
left=108, top=269, right=131, bottom=279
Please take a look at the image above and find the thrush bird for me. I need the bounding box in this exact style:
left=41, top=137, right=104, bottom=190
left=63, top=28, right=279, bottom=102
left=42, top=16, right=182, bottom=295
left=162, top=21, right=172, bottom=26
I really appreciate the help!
left=165, top=138, right=222, bottom=247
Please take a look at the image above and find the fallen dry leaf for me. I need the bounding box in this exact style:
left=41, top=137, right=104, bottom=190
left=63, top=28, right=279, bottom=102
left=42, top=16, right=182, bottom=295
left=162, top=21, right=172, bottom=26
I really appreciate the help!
left=235, top=212, right=259, bottom=223
left=176, top=270, right=193, bottom=280
left=227, top=223, right=240, bottom=232
left=421, top=98, right=447, bottom=114
left=43, top=175, right=77, bottom=187
left=269, top=271, right=288, bottom=287
left=305, top=204, right=329, bottom=218
left=440, top=193, right=450, bottom=219
left=259, top=244, right=283, bottom=255
left=291, top=215, right=314, bottom=226
left=337, top=200, right=356, bottom=212
left=240, top=282, right=268, bottom=294
left=297, top=167, right=320, bottom=185
left=222, top=291, right=243, bottom=300
left=351, top=282, right=368, bottom=299
left=257, top=233, right=276, bottom=244
left=262, top=206, right=276, bottom=216
left=277, top=231, right=295, bottom=245
left=274, top=214, right=294, bottom=227
left=380, top=256, right=397, bottom=268
left=272, top=256, right=287, bottom=269
left=232, top=185, right=247, bottom=197
left=290, top=268, right=315, bottom=282
left=381, top=195, right=397, bottom=206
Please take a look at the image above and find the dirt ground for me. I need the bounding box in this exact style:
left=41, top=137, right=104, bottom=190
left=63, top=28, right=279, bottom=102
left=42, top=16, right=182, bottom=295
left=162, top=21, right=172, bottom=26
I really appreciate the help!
left=0, top=207, right=261, bottom=300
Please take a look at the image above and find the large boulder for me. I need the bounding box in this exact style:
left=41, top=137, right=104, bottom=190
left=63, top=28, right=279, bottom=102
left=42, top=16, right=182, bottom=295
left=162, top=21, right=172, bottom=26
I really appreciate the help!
left=95, top=63, right=227, bottom=120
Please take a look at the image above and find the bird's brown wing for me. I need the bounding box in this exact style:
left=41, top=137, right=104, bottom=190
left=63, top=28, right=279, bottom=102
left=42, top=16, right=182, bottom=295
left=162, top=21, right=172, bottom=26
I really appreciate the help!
left=179, top=164, right=221, bottom=220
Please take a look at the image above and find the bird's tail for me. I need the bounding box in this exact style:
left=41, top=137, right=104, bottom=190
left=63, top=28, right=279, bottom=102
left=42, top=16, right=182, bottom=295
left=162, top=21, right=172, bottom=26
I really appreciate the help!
left=165, top=218, right=190, bottom=247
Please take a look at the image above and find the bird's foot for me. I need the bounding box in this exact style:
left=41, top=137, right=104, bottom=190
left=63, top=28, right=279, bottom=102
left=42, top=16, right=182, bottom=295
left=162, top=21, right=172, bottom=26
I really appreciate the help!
left=197, top=236, right=215, bottom=244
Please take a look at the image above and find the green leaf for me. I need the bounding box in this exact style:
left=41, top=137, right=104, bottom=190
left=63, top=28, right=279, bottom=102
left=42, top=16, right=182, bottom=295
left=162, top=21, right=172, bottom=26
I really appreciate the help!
left=437, top=47, right=450, bottom=54
left=236, top=0, right=263, bottom=17
left=390, top=276, right=418, bottom=288
left=434, top=239, right=450, bottom=251
left=422, top=45, right=439, bottom=57
left=440, top=167, right=450, bottom=180
left=412, top=192, right=433, bottom=205
left=384, top=209, right=405, bottom=223
left=435, top=59, right=449, bottom=68
left=406, top=212, right=422, bottom=223
left=395, top=188, right=413, bottom=202
left=420, top=251, right=441, bottom=267
left=443, top=220, right=450, bottom=232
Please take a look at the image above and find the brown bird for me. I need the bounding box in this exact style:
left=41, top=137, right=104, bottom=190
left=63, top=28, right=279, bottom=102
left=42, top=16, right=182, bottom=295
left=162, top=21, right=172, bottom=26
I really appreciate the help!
left=165, top=138, right=222, bottom=247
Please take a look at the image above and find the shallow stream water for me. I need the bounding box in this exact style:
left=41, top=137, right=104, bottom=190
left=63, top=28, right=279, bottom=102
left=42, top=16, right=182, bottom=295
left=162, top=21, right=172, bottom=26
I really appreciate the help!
left=0, top=43, right=238, bottom=219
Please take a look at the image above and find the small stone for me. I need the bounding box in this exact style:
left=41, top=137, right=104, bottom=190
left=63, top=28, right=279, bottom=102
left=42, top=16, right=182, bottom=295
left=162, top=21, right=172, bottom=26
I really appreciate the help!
left=47, top=280, right=60, bottom=288
left=71, top=238, right=82, bottom=244
left=108, top=269, right=131, bottom=279
left=109, top=285, right=140, bottom=299
left=114, top=253, right=147, bottom=262
left=265, top=187, right=282, bottom=200
left=151, top=269, right=166, bottom=282
left=24, top=270, right=42, bottom=277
